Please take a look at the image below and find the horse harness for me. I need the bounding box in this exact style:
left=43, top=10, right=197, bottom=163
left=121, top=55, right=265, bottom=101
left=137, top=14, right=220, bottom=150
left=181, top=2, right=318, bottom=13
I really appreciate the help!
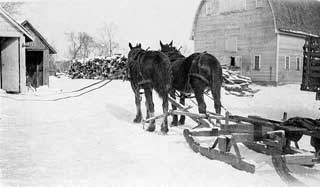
left=129, top=49, right=152, bottom=87
left=185, top=52, right=210, bottom=91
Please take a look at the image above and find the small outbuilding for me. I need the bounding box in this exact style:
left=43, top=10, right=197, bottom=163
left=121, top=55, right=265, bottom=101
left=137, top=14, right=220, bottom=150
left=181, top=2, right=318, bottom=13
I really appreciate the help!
left=0, top=7, right=33, bottom=93
left=21, top=20, right=57, bottom=88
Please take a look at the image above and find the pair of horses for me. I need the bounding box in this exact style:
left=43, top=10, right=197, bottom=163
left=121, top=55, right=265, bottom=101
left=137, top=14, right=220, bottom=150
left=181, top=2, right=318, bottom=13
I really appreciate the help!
left=127, top=41, right=222, bottom=134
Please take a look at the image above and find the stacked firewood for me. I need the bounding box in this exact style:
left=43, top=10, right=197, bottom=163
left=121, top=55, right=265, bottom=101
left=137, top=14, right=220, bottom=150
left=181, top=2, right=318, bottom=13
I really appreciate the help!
left=222, top=66, right=259, bottom=97
left=68, top=55, right=127, bottom=80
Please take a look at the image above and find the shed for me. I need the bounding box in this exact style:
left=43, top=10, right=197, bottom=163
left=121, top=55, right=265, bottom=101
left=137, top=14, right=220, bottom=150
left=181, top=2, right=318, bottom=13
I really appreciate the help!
left=191, top=0, right=320, bottom=85
left=21, top=20, right=57, bottom=88
left=0, top=7, right=33, bottom=93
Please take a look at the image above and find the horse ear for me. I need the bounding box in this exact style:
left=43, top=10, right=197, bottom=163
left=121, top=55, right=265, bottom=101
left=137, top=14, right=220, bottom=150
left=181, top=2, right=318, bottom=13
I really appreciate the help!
left=169, top=40, right=173, bottom=46
left=138, top=43, right=141, bottom=48
left=129, top=43, right=133, bottom=50
left=160, top=40, right=164, bottom=48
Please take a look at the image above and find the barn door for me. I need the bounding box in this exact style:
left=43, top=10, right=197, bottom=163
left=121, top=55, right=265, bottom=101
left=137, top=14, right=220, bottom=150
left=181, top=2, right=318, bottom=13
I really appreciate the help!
left=1, top=38, right=20, bottom=92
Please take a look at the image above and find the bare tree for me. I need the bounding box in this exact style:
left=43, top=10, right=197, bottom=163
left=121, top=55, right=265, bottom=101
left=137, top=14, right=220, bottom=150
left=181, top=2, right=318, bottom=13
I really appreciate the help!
left=66, top=32, right=95, bottom=59
left=0, top=2, right=24, bottom=16
left=66, top=32, right=81, bottom=60
left=96, top=22, right=119, bottom=56
left=79, top=32, right=95, bottom=58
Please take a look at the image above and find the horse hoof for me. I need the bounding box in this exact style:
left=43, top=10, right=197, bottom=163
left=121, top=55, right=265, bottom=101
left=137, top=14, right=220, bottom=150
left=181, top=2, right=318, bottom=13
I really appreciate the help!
left=146, top=124, right=156, bottom=132
left=161, top=126, right=169, bottom=134
left=133, top=117, right=142, bottom=123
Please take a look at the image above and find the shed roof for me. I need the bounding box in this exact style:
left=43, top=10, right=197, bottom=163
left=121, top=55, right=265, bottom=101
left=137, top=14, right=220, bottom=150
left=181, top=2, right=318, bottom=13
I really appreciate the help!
left=0, top=7, right=33, bottom=41
left=191, top=0, right=320, bottom=39
left=21, top=20, right=57, bottom=54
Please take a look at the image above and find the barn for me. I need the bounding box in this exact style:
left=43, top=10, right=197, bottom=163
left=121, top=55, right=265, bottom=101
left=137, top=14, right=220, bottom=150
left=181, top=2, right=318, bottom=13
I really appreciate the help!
left=21, top=20, right=57, bottom=88
left=191, top=0, right=320, bottom=85
left=0, top=7, right=33, bottom=93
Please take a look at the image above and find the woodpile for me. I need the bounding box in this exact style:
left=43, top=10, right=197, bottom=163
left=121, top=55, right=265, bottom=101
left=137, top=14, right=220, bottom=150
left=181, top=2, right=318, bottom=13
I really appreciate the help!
left=222, top=66, right=259, bottom=97
left=68, top=58, right=258, bottom=97
left=68, top=55, right=127, bottom=80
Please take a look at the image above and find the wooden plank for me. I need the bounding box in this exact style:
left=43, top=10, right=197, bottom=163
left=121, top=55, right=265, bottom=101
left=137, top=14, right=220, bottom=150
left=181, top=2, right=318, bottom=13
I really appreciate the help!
left=189, top=128, right=219, bottom=137
left=243, top=142, right=271, bottom=155
left=305, top=52, right=320, bottom=58
left=230, top=115, right=308, bottom=132
left=248, top=115, right=281, bottom=124
left=310, top=73, right=320, bottom=78
left=220, top=123, right=254, bottom=134
left=310, top=66, right=320, bottom=71
left=218, top=135, right=232, bottom=152
left=231, top=138, right=242, bottom=159
left=231, top=133, right=254, bottom=143
left=284, top=154, right=317, bottom=165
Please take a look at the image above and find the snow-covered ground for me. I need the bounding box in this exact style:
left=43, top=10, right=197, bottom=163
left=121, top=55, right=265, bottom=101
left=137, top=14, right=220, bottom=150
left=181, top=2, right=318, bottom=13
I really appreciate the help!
left=0, top=76, right=319, bottom=187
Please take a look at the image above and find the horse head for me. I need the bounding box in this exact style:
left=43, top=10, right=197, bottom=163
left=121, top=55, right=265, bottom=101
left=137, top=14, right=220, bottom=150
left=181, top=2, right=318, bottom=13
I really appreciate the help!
left=160, top=40, right=174, bottom=53
left=128, top=42, right=144, bottom=62
left=160, top=40, right=184, bottom=60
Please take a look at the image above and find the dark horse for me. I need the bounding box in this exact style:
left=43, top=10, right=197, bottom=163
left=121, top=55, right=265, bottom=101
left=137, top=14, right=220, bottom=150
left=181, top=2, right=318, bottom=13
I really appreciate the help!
left=160, top=41, right=222, bottom=126
left=127, top=43, right=172, bottom=133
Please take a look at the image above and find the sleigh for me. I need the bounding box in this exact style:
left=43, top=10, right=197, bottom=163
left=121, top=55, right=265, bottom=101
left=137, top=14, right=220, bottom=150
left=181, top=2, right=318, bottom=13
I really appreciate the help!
left=144, top=96, right=320, bottom=185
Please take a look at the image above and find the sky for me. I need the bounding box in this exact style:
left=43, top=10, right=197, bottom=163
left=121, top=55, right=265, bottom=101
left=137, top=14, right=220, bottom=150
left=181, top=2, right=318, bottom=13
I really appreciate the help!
left=4, top=0, right=201, bottom=59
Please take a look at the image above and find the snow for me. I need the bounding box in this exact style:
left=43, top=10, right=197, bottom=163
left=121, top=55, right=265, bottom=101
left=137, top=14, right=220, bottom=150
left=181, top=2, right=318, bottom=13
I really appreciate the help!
left=0, top=76, right=320, bottom=187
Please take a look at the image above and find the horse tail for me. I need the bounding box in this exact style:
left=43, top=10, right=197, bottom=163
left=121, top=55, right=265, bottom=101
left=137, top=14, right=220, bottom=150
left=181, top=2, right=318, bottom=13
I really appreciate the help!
left=152, top=53, right=172, bottom=99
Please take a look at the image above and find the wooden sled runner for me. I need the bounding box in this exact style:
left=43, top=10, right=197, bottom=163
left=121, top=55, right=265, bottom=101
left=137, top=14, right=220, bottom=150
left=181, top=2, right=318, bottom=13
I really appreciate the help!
left=183, top=128, right=255, bottom=173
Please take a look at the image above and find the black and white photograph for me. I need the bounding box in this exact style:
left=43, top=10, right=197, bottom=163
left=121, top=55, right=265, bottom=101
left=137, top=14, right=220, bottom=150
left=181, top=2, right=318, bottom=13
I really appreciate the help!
left=0, top=0, right=320, bottom=186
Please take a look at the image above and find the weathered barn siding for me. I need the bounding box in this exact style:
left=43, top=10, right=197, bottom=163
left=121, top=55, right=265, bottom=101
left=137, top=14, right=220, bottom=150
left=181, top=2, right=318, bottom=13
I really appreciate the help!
left=0, top=13, right=27, bottom=93
left=193, top=0, right=277, bottom=83
left=277, top=34, right=304, bottom=84
left=43, top=49, right=50, bottom=85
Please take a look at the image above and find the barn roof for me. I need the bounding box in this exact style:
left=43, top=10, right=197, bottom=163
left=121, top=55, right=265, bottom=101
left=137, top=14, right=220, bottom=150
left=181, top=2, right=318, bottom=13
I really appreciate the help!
left=269, top=0, right=320, bottom=36
left=21, top=20, right=57, bottom=54
left=0, top=7, right=33, bottom=41
left=191, top=0, right=320, bottom=39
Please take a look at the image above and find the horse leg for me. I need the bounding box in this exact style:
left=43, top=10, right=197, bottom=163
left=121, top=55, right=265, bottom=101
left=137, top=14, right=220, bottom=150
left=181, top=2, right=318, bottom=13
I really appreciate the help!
left=178, top=94, right=186, bottom=125
left=191, top=79, right=207, bottom=114
left=145, top=101, right=150, bottom=119
left=170, top=90, right=178, bottom=126
left=130, top=81, right=142, bottom=123
left=133, top=89, right=142, bottom=123
left=211, top=84, right=221, bottom=115
left=161, top=94, right=169, bottom=133
left=144, top=88, right=156, bottom=132
left=211, top=83, right=222, bottom=124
